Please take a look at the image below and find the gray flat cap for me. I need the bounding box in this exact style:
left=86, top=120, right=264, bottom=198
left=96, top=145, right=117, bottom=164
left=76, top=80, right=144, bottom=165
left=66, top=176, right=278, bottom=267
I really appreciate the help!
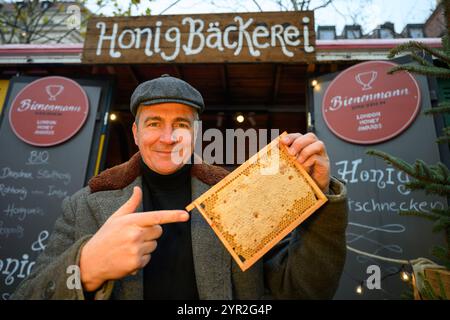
left=130, top=74, right=204, bottom=116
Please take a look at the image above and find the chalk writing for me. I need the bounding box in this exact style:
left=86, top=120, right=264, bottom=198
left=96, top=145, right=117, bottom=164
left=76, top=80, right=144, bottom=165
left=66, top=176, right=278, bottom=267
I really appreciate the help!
left=348, top=198, right=445, bottom=214
left=335, top=158, right=411, bottom=195
left=0, top=184, right=27, bottom=200
left=0, top=221, right=24, bottom=238
left=25, top=150, right=49, bottom=165
left=31, top=230, right=49, bottom=252
left=0, top=167, right=33, bottom=180
left=0, top=254, right=35, bottom=286
left=3, top=203, right=44, bottom=221
left=47, top=185, right=68, bottom=198
left=36, top=169, right=71, bottom=185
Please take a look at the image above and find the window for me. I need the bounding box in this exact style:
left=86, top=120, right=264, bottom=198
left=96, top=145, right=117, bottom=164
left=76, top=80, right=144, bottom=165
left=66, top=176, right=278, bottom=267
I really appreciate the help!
left=409, top=28, right=424, bottom=38
left=380, top=29, right=394, bottom=39
left=317, top=27, right=336, bottom=40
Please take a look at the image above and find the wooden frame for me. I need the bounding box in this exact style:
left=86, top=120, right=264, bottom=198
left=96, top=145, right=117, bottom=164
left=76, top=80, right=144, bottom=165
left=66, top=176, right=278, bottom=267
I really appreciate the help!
left=186, top=132, right=328, bottom=271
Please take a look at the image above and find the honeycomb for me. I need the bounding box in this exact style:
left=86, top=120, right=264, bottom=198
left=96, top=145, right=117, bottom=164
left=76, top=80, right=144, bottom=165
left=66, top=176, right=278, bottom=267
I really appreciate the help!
left=188, top=133, right=327, bottom=271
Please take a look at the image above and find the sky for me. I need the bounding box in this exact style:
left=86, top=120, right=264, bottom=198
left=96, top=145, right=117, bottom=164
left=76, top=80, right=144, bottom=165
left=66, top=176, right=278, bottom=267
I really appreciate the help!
left=89, top=0, right=438, bottom=35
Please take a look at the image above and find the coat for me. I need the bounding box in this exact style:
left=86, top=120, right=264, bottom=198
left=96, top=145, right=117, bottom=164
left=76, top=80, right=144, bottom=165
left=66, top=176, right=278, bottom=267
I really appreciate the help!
left=11, top=152, right=348, bottom=300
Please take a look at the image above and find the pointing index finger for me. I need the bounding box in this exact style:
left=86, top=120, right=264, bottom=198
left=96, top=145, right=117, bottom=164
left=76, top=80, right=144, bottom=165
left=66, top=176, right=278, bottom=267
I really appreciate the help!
left=132, top=210, right=189, bottom=227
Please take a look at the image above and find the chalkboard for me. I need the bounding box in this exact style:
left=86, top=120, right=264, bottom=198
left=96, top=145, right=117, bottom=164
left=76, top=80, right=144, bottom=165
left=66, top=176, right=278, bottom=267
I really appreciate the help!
left=312, top=59, right=448, bottom=299
left=0, top=76, right=113, bottom=300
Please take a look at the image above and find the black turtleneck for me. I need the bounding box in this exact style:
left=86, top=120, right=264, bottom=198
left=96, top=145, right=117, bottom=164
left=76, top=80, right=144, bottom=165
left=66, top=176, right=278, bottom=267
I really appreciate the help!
left=140, top=159, right=199, bottom=300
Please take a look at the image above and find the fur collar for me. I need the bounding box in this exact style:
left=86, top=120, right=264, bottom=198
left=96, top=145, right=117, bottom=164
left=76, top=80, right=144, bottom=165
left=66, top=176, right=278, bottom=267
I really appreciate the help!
left=88, top=152, right=229, bottom=193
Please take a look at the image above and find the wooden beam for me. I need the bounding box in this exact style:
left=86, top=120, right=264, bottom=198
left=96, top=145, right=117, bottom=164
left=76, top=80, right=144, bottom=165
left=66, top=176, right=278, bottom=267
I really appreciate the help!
left=173, top=65, right=183, bottom=79
left=271, top=64, right=282, bottom=104
left=91, top=65, right=99, bottom=75
left=306, top=63, right=316, bottom=73
left=126, top=65, right=139, bottom=86
left=220, top=64, right=230, bottom=104
left=106, top=65, right=116, bottom=75
left=330, top=63, right=338, bottom=73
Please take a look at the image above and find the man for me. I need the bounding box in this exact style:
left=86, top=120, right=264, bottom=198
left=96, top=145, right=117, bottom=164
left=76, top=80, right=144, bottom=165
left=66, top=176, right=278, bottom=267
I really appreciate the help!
left=12, top=75, right=348, bottom=300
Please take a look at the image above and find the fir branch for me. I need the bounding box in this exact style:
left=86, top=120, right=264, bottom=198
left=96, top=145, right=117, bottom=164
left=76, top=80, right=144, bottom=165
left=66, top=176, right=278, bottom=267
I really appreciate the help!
left=367, top=149, right=450, bottom=185
left=409, top=51, right=435, bottom=67
left=387, top=63, right=450, bottom=78
left=432, top=216, right=450, bottom=232
left=443, top=35, right=450, bottom=53
left=431, top=207, right=450, bottom=218
left=436, top=136, right=450, bottom=144
left=435, top=163, right=450, bottom=183
left=415, top=159, right=435, bottom=180
left=431, top=246, right=450, bottom=269
left=424, top=103, right=450, bottom=115
left=366, top=149, right=416, bottom=176
left=405, top=181, right=450, bottom=196
left=399, top=210, right=439, bottom=221
left=387, top=40, right=450, bottom=65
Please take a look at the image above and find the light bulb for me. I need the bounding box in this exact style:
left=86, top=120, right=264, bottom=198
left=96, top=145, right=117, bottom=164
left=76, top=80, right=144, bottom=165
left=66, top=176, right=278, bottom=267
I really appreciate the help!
left=401, top=271, right=410, bottom=282
left=356, top=285, right=363, bottom=295
left=236, top=114, right=245, bottom=123
left=110, top=113, right=117, bottom=121
left=311, top=79, right=318, bottom=87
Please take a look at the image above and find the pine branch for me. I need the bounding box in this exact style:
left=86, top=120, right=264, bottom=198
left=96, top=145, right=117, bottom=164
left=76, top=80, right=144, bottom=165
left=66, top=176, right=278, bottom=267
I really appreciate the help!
left=431, top=208, right=450, bottom=218
left=399, top=210, right=440, bottom=221
left=367, top=150, right=450, bottom=186
left=366, top=149, right=416, bottom=176
left=415, top=159, right=435, bottom=181
left=405, top=180, right=450, bottom=196
left=388, top=40, right=450, bottom=66
left=432, top=163, right=450, bottom=184
left=436, top=136, right=450, bottom=144
left=424, top=103, right=450, bottom=115
left=431, top=246, right=450, bottom=269
left=432, top=216, right=450, bottom=232
left=410, top=52, right=435, bottom=68
left=388, top=63, right=450, bottom=78
left=443, top=35, right=450, bottom=53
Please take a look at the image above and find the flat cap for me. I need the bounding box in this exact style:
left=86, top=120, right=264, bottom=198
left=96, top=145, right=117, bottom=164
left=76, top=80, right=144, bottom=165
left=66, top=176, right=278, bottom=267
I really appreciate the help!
left=130, top=74, right=205, bottom=116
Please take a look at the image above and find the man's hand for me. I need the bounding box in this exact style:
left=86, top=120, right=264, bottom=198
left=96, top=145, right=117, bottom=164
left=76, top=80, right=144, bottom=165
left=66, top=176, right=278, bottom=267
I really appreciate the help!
left=281, top=133, right=331, bottom=193
left=79, top=186, right=189, bottom=292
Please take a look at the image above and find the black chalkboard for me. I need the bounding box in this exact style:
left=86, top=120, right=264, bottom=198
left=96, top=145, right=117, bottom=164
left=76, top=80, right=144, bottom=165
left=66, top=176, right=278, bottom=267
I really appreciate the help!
left=0, top=76, right=113, bottom=299
left=311, top=58, right=448, bottom=299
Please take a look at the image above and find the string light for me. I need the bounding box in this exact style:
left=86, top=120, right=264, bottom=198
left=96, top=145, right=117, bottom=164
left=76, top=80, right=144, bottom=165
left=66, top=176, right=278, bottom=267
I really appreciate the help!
left=401, top=270, right=410, bottom=282
left=110, top=113, right=117, bottom=121
left=346, top=246, right=424, bottom=297
left=311, top=79, right=318, bottom=87
left=236, top=114, right=245, bottom=123
left=356, top=283, right=364, bottom=295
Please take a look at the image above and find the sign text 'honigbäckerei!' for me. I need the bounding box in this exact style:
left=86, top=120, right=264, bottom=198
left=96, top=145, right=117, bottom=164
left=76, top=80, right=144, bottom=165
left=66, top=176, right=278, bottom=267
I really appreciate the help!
left=82, top=12, right=315, bottom=63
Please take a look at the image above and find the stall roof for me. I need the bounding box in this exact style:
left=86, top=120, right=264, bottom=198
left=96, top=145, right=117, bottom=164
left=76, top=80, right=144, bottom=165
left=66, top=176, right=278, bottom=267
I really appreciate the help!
left=0, top=38, right=443, bottom=112
left=0, top=38, right=442, bottom=64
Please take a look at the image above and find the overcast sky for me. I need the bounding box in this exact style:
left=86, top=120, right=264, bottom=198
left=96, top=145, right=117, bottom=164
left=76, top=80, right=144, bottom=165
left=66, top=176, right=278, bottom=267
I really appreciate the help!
left=89, top=0, right=438, bottom=34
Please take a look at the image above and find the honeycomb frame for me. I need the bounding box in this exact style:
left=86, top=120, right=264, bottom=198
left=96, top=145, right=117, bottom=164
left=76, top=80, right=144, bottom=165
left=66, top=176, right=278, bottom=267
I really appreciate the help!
left=186, top=132, right=328, bottom=271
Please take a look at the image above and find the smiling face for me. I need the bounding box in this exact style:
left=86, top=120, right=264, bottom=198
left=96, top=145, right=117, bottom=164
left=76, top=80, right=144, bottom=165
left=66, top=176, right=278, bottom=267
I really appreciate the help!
left=132, top=103, right=197, bottom=175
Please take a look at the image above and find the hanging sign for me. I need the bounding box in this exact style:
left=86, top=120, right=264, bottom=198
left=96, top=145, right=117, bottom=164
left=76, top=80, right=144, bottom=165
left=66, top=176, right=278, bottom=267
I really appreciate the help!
left=9, top=76, right=89, bottom=147
left=322, top=61, right=421, bottom=144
